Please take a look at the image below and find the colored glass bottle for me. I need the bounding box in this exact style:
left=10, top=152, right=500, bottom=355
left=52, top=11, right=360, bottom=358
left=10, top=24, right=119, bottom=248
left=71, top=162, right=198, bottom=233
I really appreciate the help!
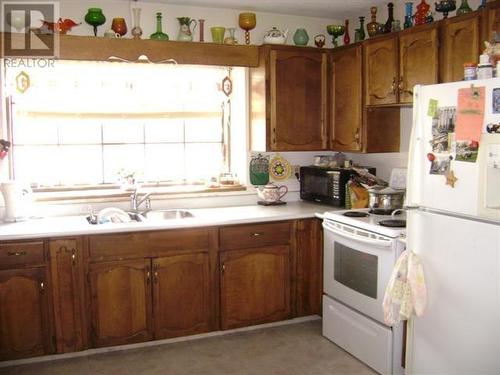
left=343, top=19, right=350, bottom=45
left=478, top=0, right=487, bottom=9
left=355, top=16, right=366, bottom=42
left=367, top=7, right=382, bottom=38
left=415, top=0, right=430, bottom=26
left=457, top=0, right=473, bottom=15
left=404, top=2, right=414, bottom=29
left=150, top=12, right=169, bottom=41
left=384, top=2, right=395, bottom=33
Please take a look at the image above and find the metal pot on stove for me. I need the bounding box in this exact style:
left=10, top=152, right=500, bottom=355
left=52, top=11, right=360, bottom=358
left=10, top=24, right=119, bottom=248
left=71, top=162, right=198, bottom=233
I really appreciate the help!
left=368, top=187, right=405, bottom=215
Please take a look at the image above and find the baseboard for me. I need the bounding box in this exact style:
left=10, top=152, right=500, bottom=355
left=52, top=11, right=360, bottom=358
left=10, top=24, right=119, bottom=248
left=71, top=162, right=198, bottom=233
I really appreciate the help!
left=0, top=315, right=321, bottom=368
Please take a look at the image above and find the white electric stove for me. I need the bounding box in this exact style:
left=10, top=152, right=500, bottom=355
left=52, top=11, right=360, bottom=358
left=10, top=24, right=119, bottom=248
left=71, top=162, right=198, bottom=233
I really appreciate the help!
left=321, top=208, right=406, bottom=375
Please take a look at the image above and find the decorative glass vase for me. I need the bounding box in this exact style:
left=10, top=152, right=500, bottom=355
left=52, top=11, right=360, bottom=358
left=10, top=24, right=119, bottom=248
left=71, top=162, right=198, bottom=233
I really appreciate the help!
left=131, top=8, right=143, bottom=40
left=415, top=0, right=430, bottom=25
left=150, top=12, right=169, bottom=41
left=84, top=8, right=106, bottom=36
left=367, top=7, right=382, bottom=38
left=343, top=20, right=350, bottom=45
left=456, top=0, right=472, bottom=15
left=404, top=2, right=414, bottom=29
left=355, top=16, right=365, bottom=42
left=384, top=2, right=395, bottom=33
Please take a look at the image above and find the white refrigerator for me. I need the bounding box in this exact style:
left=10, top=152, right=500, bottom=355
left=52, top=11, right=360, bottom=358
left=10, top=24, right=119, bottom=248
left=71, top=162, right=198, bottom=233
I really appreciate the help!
left=406, top=79, right=500, bottom=375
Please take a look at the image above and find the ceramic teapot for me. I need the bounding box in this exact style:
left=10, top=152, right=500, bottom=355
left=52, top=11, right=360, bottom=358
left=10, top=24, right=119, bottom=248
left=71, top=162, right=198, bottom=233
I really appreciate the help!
left=257, top=183, right=288, bottom=202
left=263, top=27, right=288, bottom=44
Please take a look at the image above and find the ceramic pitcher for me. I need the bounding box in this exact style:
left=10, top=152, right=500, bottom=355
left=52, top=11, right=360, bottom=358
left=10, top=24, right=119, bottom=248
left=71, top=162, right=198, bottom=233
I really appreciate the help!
left=177, top=17, right=197, bottom=41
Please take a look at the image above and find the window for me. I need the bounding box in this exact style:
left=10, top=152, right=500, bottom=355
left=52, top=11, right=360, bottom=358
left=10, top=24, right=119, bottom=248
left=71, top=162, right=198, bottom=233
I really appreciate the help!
left=3, top=60, right=246, bottom=192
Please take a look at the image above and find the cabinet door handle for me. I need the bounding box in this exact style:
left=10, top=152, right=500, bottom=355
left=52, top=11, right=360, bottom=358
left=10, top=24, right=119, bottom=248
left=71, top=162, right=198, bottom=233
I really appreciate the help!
left=153, top=265, right=159, bottom=283
left=146, top=266, right=151, bottom=284
left=354, top=128, right=360, bottom=142
left=7, top=251, right=27, bottom=256
left=40, top=281, right=45, bottom=294
left=391, top=77, right=396, bottom=95
left=221, top=263, right=226, bottom=274
left=398, top=77, right=404, bottom=92
left=252, top=232, right=264, bottom=237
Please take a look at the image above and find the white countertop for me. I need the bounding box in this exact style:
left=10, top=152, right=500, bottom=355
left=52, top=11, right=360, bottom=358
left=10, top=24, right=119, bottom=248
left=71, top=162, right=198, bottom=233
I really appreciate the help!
left=0, top=201, right=336, bottom=241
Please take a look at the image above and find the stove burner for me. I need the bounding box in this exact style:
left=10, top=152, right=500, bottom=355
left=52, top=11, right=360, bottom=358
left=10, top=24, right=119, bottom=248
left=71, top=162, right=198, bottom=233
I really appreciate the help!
left=369, top=209, right=402, bottom=216
left=378, top=219, right=406, bottom=228
left=343, top=211, right=370, bottom=218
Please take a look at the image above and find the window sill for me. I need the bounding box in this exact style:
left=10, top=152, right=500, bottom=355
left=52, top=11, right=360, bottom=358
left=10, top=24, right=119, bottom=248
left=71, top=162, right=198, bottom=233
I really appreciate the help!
left=34, top=185, right=248, bottom=205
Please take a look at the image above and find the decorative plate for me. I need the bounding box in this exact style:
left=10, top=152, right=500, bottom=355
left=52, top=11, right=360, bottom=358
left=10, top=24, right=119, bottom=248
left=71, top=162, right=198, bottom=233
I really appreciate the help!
left=269, top=154, right=291, bottom=180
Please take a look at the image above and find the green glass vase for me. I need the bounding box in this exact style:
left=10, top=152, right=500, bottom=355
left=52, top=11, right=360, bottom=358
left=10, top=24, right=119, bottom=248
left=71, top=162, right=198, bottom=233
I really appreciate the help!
left=456, top=0, right=472, bottom=15
left=84, top=8, right=106, bottom=37
left=150, top=12, right=169, bottom=41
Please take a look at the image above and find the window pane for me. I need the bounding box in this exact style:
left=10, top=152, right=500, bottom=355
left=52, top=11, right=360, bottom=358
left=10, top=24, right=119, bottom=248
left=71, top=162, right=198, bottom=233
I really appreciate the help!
left=103, top=120, right=144, bottom=144
left=103, top=145, right=145, bottom=183
left=59, top=119, right=102, bottom=145
left=14, top=145, right=59, bottom=185
left=185, top=143, right=223, bottom=180
left=59, top=146, right=102, bottom=185
left=185, top=118, right=221, bottom=143
left=145, top=144, right=185, bottom=181
left=13, top=117, right=58, bottom=145
left=145, top=119, right=184, bottom=143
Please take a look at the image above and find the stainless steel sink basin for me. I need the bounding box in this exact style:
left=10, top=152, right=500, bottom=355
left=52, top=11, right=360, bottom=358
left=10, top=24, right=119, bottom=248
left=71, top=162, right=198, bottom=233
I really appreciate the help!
left=142, top=209, right=195, bottom=221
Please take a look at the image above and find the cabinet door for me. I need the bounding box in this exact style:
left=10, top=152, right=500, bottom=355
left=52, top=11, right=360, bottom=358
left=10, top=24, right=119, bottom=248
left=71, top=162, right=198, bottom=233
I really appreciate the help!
left=89, top=259, right=152, bottom=347
left=364, top=36, right=398, bottom=106
left=295, top=219, right=323, bottom=317
left=484, top=2, right=500, bottom=42
left=0, top=267, right=52, bottom=360
left=399, top=27, right=439, bottom=103
left=441, top=14, right=480, bottom=83
left=330, top=45, right=363, bottom=151
left=152, top=252, right=212, bottom=339
left=220, top=245, right=291, bottom=330
left=49, top=239, right=85, bottom=353
left=270, top=49, right=327, bottom=151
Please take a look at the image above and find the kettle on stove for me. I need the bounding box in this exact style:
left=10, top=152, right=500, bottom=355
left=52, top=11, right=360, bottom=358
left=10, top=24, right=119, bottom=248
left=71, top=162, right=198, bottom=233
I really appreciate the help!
left=1, top=181, right=33, bottom=222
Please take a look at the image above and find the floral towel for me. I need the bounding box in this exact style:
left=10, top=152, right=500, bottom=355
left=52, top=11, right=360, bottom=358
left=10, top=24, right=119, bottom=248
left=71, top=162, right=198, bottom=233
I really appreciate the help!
left=383, top=250, right=427, bottom=326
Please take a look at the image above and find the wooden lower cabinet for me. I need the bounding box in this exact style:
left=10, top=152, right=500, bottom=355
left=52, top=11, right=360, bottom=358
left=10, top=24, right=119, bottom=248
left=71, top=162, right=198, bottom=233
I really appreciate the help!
left=295, top=219, right=323, bottom=317
left=49, top=239, right=86, bottom=353
left=153, top=252, right=212, bottom=339
left=220, top=245, right=291, bottom=330
left=0, top=267, right=53, bottom=360
left=89, top=259, right=153, bottom=347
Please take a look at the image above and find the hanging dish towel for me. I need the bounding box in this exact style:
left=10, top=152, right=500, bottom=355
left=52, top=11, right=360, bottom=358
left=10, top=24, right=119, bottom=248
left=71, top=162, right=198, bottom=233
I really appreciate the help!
left=383, top=250, right=427, bottom=326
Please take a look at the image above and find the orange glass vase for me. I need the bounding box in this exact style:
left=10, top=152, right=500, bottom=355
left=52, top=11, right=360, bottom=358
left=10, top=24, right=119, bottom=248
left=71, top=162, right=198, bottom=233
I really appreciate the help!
left=111, top=17, right=127, bottom=37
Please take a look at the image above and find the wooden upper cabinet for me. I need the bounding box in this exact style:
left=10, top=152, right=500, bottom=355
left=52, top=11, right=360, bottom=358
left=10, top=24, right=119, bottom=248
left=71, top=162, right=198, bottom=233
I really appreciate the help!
left=220, top=245, right=291, bottom=330
left=399, top=26, right=439, bottom=103
left=0, top=267, right=53, bottom=360
left=484, top=1, right=500, bottom=41
left=89, top=259, right=152, bottom=347
left=441, top=13, right=480, bottom=83
left=152, top=252, right=212, bottom=339
left=329, top=44, right=363, bottom=151
left=364, top=36, right=399, bottom=106
left=264, top=47, right=327, bottom=151
left=49, top=239, right=86, bottom=353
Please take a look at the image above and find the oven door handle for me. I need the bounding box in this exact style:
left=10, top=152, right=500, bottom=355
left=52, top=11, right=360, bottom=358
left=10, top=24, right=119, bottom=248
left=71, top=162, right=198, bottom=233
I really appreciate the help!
left=323, top=221, right=393, bottom=248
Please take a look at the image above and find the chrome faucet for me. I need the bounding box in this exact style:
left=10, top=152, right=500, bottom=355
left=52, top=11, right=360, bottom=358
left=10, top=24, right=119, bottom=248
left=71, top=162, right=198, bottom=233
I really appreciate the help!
left=130, top=189, right=152, bottom=214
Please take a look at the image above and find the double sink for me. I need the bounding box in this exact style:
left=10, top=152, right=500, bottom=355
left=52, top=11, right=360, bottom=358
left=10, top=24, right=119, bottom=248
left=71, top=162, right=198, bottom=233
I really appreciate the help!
left=133, top=209, right=195, bottom=222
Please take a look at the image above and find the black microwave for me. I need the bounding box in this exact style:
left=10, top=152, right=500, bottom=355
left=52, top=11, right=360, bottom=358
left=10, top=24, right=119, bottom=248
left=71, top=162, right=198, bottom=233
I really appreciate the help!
left=299, top=166, right=376, bottom=206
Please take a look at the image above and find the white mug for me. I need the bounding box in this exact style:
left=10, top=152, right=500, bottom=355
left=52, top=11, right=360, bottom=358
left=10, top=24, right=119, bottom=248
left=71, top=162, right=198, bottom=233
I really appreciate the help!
left=104, top=30, right=121, bottom=38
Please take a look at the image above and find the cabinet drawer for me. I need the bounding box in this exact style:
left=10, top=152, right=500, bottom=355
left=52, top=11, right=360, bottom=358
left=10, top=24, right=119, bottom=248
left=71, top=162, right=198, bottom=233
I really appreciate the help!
left=219, top=222, right=291, bottom=250
left=89, top=228, right=210, bottom=261
left=0, top=241, right=45, bottom=268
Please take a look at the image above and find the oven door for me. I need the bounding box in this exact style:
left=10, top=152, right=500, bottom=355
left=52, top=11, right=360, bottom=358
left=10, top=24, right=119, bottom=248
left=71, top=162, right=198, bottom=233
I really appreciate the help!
left=323, top=219, right=397, bottom=324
